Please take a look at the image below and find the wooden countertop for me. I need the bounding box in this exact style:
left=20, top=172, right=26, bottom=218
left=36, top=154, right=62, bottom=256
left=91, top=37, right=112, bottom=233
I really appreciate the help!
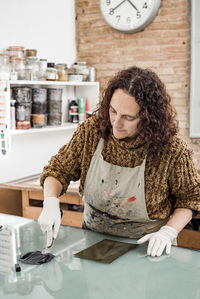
left=0, top=173, right=80, bottom=194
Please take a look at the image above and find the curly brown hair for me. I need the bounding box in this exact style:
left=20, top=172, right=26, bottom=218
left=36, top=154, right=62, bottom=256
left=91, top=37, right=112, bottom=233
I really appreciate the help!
left=94, top=66, right=178, bottom=160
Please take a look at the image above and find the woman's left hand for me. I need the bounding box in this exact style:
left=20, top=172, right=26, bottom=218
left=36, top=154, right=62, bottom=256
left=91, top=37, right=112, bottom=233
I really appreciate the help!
left=137, top=225, right=178, bottom=257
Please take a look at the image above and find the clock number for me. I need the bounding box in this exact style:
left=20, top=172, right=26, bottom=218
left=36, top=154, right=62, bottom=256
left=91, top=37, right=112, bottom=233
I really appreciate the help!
left=136, top=11, right=141, bottom=18
left=109, top=8, right=114, bottom=15
left=116, top=15, right=120, bottom=22
left=127, top=17, right=131, bottom=24
left=143, top=2, right=148, bottom=9
left=106, top=0, right=111, bottom=5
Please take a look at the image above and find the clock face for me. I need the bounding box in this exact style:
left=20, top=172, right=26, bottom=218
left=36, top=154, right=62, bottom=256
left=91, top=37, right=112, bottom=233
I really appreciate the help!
left=100, top=0, right=161, bottom=33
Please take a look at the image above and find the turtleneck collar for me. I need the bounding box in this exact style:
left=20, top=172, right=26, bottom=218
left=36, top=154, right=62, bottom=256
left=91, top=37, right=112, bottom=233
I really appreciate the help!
left=110, top=129, right=147, bottom=150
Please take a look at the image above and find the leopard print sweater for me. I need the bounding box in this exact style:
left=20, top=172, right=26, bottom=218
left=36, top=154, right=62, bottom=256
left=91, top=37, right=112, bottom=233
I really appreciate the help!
left=40, top=116, right=200, bottom=219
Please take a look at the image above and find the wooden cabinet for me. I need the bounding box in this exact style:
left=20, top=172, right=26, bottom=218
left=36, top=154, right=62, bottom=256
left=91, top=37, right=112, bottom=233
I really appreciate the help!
left=0, top=174, right=84, bottom=228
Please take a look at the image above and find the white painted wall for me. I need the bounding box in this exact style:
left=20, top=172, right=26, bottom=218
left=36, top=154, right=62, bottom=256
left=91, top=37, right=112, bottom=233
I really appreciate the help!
left=0, top=0, right=78, bottom=183
left=0, top=0, right=76, bottom=65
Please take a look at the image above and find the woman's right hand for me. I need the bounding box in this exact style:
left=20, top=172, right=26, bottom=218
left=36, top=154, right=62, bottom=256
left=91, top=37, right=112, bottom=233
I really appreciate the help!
left=38, top=197, right=61, bottom=247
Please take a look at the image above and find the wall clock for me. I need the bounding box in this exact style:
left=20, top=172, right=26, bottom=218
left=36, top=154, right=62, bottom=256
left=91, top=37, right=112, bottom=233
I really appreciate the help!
left=100, top=0, right=161, bottom=33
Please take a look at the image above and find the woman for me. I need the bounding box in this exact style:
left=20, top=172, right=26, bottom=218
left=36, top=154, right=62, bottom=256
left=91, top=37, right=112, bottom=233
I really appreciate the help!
left=38, top=66, right=200, bottom=257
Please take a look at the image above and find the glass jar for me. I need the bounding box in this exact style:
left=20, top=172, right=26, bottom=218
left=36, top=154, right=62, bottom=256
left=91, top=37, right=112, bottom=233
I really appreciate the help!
left=47, top=88, right=62, bottom=113
left=55, top=64, right=68, bottom=81
left=25, top=49, right=37, bottom=57
left=38, top=59, right=47, bottom=80
left=7, top=46, right=25, bottom=58
left=72, top=62, right=89, bottom=81
left=10, top=57, right=26, bottom=80
left=46, top=63, right=57, bottom=81
left=12, top=87, right=32, bottom=129
left=0, top=54, right=10, bottom=80
left=26, top=57, right=39, bottom=81
left=31, top=87, right=48, bottom=128
left=32, top=88, right=47, bottom=114
left=68, top=66, right=83, bottom=81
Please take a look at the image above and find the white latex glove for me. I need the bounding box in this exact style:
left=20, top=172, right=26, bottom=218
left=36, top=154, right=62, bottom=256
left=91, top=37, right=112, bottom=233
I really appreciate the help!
left=137, top=225, right=178, bottom=257
left=38, top=197, right=61, bottom=247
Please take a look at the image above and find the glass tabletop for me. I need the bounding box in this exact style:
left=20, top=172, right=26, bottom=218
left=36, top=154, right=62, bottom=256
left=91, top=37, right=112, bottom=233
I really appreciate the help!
left=0, top=213, right=200, bottom=299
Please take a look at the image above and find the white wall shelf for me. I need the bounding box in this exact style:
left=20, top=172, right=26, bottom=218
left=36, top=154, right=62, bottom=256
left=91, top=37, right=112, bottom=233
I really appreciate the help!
left=1, top=80, right=99, bottom=183
left=9, top=80, right=99, bottom=87
left=9, top=123, right=78, bottom=135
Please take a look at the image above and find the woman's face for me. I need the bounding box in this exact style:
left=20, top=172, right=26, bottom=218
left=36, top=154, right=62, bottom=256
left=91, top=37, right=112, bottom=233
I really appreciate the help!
left=109, top=88, right=140, bottom=139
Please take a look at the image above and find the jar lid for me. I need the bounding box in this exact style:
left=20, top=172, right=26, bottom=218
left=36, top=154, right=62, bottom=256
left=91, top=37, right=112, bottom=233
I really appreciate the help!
left=73, top=61, right=87, bottom=66
left=47, top=62, right=55, bottom=68
left=26, top=49, right=37, bottom=52
left=7, top=46, right=24, bottom=51
left=0, top=54, right=9, bottom=57
left=27, top=56, right=38, bottom=61
left=10, top=57, right=26, bottom=62
left=56, top=63, right=67, bottom=67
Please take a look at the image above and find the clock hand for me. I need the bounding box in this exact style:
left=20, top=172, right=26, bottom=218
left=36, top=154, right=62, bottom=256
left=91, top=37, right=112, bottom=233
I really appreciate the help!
left=112, top=0, right=127, bottom=12
left=127, top=0, right=139, bottom=11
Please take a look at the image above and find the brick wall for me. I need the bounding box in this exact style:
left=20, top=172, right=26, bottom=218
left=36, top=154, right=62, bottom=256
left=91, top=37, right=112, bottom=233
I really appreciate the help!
left=75, top=0, right=200, bottom=171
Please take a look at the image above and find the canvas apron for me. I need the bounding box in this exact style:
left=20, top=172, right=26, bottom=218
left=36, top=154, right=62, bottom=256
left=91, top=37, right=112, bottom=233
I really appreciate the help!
left=82, top=138, right=168, bottom=238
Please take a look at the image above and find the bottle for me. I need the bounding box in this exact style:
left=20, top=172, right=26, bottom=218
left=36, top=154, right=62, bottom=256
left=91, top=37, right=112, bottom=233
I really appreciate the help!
left=10, top=99, right=16, bottom=130
left=55, top=64, right=68, bottom=81
left=68, top=99, right=78, bottom=123
left=78, top=97, right=86, bottom=123
left=46, top=63, right=57, bottom=81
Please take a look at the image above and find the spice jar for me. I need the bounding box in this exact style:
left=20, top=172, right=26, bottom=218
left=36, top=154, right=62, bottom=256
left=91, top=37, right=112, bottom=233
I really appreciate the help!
left=10, top=57, right=26, bottom=80
left=0, top=54, right=10, bottom=80
left=46, top=63, right=57, bottom=81
left=55, top=64, right=68, bottom=81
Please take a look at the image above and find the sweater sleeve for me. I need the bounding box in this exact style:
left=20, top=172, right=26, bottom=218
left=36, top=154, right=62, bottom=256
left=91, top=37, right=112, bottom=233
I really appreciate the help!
left=169, top=146, right=200, bottom=212
left=40, top=122, right=86, bottom=195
